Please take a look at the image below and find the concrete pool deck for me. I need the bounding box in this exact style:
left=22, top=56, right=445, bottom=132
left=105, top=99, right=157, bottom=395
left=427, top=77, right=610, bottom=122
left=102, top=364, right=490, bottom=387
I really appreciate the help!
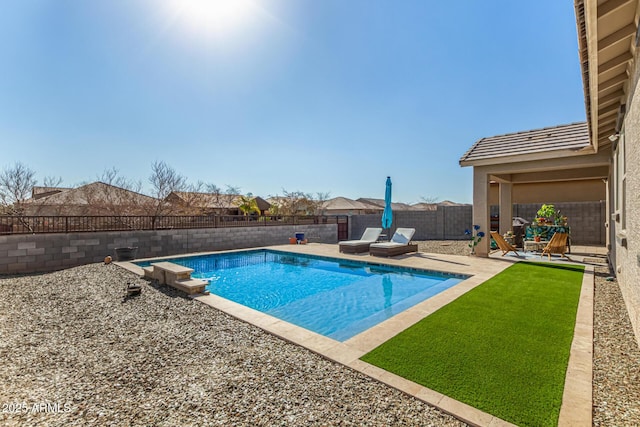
left=118, top=243, right=595, bottom=426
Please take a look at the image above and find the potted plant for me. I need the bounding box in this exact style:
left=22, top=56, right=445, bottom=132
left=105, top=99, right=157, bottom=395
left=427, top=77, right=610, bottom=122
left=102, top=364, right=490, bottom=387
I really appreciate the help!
left=532, top=227, right=543, bottom=242
left=536, top=204, right=556, bottom=225
left=554, top=210, right=568, bottom=226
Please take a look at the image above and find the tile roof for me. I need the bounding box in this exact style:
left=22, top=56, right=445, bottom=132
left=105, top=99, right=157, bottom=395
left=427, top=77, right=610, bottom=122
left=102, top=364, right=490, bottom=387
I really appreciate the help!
left=356, top=198, right=415, bottom=211
left=322, top=197, right=380, bottom=211
left=459, top=122, right=590, bottom=165
left=25, top=182, right=156, bottom=206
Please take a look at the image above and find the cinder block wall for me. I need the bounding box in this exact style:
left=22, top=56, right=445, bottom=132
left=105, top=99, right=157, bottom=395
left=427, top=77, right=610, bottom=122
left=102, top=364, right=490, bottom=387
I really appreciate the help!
left=497, top=201, right=606, bottom=245
left=350, top=202, right=604, bottom=245
left=349, top=207, right=471, bottom=241
left=0, top=224, right=337, bottom=274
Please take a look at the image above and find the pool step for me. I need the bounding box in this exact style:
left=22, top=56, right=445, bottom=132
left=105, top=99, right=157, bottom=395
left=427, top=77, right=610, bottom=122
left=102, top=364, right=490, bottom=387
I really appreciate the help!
left=143, top=262, right=208, bottom=295
left=174, top=278, right=208, bottom=295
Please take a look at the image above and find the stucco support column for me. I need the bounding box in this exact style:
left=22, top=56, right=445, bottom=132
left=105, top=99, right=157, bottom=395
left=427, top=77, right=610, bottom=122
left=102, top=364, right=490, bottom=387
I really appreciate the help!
left=472, top=167, right=491, bottom=257
left=499, top=182, right=513, bottom=235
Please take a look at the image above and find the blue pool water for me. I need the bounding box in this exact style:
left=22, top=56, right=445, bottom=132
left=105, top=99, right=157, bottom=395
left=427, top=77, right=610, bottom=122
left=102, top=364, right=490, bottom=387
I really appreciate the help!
left=138, top=250, right=467, bottom=341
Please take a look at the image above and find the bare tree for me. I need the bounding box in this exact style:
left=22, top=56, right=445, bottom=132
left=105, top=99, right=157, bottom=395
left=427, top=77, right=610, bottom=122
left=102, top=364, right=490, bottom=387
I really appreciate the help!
left=43, top=176, right=63, bottom=188
left=0, top=162, right=37, bottom=215
left=420, top=195, right=440, bottom=204
left=204, top=184, right=240, bottom=214
left=314, top=191, right=331, bottom=215
left=270, top=189, right=328, bottom=216
left=146, top=161, right=187, bottom=225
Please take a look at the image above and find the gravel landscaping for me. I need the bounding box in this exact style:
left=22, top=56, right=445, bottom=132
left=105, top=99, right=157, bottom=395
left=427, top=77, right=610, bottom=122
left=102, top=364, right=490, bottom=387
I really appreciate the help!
left=1, top=241, right=638, bottom=426
left=592, top=265, right=640, bottom=426
left=0, top=262, right=463, bottom=427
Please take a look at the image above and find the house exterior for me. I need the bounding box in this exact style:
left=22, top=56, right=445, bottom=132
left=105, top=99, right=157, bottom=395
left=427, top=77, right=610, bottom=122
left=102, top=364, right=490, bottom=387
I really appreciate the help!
left=575, top=0, right=640, bottom=345
left=461, top=0, right=640, bottom=345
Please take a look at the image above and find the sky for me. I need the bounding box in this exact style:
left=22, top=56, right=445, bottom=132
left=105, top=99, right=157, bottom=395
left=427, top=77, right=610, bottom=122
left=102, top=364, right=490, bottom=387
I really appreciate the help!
left=0, top=0, right=586, bottom=204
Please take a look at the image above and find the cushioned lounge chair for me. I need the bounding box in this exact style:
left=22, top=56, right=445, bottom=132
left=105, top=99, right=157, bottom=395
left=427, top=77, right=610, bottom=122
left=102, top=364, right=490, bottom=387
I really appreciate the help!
left=490, top=231, right=519, bottom=256
left=541, top=232, right=569, bottom=260
left=369, top=228, right=418, bottom=257
left=339, top=227, right=383, bottom=254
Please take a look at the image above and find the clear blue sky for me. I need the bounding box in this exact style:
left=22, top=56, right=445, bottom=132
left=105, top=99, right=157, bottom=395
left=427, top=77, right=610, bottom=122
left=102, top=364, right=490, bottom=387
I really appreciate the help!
left=0, top=0, right=585, bottom=204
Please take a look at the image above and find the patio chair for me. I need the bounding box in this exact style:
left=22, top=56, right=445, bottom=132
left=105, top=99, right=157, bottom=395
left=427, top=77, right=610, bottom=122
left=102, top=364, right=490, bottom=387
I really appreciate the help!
left=541, top=232, right=569, bottom=260
left=490, top=231, right=519, bottom=257
left=369, top=228, right=418, bottom=257
left=339, top=227, right=383, bottom=254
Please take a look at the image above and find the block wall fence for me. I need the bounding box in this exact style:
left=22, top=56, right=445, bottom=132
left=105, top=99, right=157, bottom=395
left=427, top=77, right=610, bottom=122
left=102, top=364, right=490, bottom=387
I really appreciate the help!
left=0, top=224, right=337, bottom=275
left=350, top=201, right=606, bottom=245
left=0, top=201, right=605, bottom=275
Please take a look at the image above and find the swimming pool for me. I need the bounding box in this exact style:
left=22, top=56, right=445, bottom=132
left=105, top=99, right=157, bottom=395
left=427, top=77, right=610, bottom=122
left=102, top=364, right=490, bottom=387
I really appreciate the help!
left=138, top=250, right=468, bottom=341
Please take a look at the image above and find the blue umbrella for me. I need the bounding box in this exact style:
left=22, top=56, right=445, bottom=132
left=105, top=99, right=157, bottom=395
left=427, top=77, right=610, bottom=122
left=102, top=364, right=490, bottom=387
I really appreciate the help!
left=381, top=176, right=393, bottom=239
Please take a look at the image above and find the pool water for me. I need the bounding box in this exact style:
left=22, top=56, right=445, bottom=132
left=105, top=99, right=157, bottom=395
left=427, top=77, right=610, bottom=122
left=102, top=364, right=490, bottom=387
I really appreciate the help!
left=138, top=250, right=466, bottom=341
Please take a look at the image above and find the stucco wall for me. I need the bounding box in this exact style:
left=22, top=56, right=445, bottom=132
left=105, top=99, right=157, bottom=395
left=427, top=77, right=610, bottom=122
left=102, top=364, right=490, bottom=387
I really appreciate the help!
left=615, top=54, right=640, bottom=346
left=0, top=224, right=337, bottom=275
left=489, top=180, right=606, bottom=204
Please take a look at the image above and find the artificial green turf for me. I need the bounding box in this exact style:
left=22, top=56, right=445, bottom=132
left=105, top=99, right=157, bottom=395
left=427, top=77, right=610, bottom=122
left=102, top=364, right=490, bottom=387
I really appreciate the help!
left=361, top=262, right=584, bottom=427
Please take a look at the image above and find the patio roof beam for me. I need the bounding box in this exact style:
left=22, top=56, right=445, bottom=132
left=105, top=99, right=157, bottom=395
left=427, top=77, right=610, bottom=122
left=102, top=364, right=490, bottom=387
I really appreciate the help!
left=598, top=72, right=627, bottom=92
left=598, top=23, right=636, bottom=51
left=489, top=174, right=512, bottom=184
left=598, top=123, right=617, bottom=138
left=508, top=166, right=610, bottom=183
left=598, top=89, right=625, bottom=108
left=598, top=51, right=633, bottom=75
left=472, top=150, right=609, bottom=176
left=599, top=115, right=617, bottom=127
left=597, top=0, right=634, bottom=19
left=599, top=102, right=621, bottom=117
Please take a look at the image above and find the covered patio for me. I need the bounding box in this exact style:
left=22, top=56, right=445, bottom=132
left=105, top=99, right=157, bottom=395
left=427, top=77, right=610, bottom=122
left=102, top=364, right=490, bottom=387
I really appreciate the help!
left=460, top=122, right=610, bottom=257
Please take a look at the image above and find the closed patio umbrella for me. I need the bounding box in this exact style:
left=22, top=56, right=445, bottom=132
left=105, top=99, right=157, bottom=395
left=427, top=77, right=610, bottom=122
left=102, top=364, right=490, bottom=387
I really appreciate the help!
left=381, top=176, right=393, bottom=240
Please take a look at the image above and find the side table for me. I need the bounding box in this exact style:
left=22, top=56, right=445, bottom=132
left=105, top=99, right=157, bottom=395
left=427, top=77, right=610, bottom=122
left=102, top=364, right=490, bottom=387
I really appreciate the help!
left=524, top=240, right=548, bottom=252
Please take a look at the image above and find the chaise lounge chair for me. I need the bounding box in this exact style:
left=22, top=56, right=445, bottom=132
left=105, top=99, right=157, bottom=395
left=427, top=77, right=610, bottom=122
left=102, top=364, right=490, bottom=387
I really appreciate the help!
left=339, top=227, right=383, bottom=254
left=490, top=231, right=519, bottom=256
left=541, top=232, right=569, bottom=260
left=369, top=228, right=418, bottom=257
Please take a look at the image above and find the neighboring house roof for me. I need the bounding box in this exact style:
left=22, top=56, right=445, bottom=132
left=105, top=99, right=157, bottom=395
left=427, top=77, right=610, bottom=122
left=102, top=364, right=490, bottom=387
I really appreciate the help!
left=25, top=182, right=157, bottom=206
left=322, top=197, right=380, bottom=211
left=168, top=191, right=238, bottom=209
left=410, top=200, right=469, bottom=210
left=459, top=122, right=590, bottom=166
left=438, top=200, right=469, bottom=206
left=31, top=186, right=72, bottom=200
left=168, top=192, right=271, bottom=211
left=410, top=202, right=438, bottom=211
left=251, top=196, right=271, bottom=211
left=265, top=196, right=314, bottom=213
left=356, top=198, right=414, bottom=211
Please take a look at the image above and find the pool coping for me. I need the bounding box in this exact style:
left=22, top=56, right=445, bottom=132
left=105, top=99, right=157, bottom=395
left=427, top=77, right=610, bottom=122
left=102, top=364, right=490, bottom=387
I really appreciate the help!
left=116, top=243, right=593, bottom=427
